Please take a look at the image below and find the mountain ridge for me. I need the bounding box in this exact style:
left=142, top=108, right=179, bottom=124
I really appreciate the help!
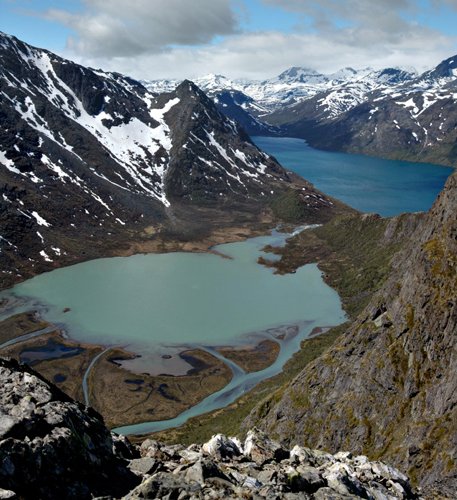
left=0, top=32, right=345, bottom=290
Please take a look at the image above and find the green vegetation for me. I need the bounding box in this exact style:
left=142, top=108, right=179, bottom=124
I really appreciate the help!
left=270, top=190, right=315, bottom=222
left=264, top=213, right=414, bottom=318
left=406, top=304, right=415, bottom=330
left=143, top=325, right=347, bottom=445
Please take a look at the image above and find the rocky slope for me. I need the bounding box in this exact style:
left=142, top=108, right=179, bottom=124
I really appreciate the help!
left=0, top=32, right=341, bottom=290
left=244, top=168, right=457, bottom=497
left=0, top=357, right=418, bottom=499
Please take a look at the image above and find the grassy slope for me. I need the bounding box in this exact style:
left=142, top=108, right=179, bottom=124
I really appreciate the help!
left=263, top=213, right=419, bottom=317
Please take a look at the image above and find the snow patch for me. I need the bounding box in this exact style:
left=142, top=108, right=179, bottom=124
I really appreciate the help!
left=31, top=211, right=51, bottom=227
left=39, top=250, right=53, bottom=262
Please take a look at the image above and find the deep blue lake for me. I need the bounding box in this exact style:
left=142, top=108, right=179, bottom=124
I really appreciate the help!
left=253, top=136, right=453, bottom=216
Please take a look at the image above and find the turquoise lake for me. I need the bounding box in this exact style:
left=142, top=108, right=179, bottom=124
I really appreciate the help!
left=0, top=227, right=346, bottom=433
left=0, top=138, right=453, bottom=433
left=253, top=136, right=453, bottom=216
left=0, top=229, right=344, bottom=358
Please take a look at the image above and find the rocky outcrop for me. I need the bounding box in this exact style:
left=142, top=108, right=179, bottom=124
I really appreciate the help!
left=0, top=357, right=418, bottom=499
left=244, top=170, right=457, bottom=497
left=0, top=357, right=140, bottom=499
left=126, top=429, right=418, bottom=499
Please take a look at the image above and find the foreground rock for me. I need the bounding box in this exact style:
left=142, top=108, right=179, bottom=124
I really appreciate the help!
left=0, top=357, right=418, bottom=499
left=0, top=357, right=140, bottom=499
left=126, top=429, right=418, bottom=499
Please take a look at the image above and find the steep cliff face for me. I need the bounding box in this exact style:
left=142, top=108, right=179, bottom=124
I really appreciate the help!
left=245, top=170, right=457, bottom=497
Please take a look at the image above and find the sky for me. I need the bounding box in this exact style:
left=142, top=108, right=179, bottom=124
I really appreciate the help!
left=1, top=0, right=457, bottom=80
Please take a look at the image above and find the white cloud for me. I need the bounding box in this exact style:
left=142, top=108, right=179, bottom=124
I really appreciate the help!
left=45, top=0, right=237, bottom=57
left=261, top=0, right=448, bottom=47
left=72, top=29, right=456, bottom=81
left=46, top=0, right=457, bottom=80
left=432, top=0, right=457, bottom=9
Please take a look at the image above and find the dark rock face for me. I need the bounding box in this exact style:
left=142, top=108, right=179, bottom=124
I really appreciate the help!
left=0, top=357, right=139, bottom=499
left=0, top=32, right=339, bottom=290
left=245, top=170, right=457, bottom=498
left=0, top=359, right=418, bottom=499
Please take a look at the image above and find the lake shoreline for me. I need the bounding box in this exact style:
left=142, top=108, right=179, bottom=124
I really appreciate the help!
left=0, top=216, right=278, bottom=293
left=0, top=223, right=346, bottom=432
left=0, top=310, right=315, bottom=430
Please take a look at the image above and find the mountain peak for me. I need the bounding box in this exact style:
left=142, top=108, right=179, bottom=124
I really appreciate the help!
left=176, top=79, right=203, bottom=94
left=277, top=67, right=321, bottom=80
left=439, top=54, right=457, bottom=76
left=330, top=67, right=358, bottom=79
left=408, top=54, right=457, bottom=88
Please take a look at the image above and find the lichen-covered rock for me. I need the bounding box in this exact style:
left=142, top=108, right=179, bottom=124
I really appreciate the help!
left=244, top=427, right=289, bottom=464
left=201, top=433, right=242, bottom=460
left=0, top=489, right=16, bottom=500
left=0, top=358, right=139, bottom=499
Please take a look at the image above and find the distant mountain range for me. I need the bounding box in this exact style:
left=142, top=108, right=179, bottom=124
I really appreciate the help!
left=269, top=56, right=457, bottom=166
left=145, top=66, right=417, bottom=114
left=146, top=57, right=457, bottom=166
left=0, top=32, right=341, bottom=288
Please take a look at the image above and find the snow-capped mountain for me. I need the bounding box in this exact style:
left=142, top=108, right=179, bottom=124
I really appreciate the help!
left=407, top=55, right=457, bottom=90
left=267, top=67, right=420, bottom=127
left=0, top=32, right=339, bottom=288
left=146, top=66, right=416, bottom=112
left=144, top=66, right=417, bottom=135
left=270, top=55, right=457, bottom=166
